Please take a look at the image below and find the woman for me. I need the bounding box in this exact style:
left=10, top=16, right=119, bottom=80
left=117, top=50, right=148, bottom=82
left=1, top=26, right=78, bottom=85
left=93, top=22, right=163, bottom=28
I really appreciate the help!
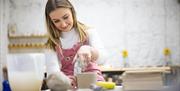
left=45, top=0, right=107, bottom=90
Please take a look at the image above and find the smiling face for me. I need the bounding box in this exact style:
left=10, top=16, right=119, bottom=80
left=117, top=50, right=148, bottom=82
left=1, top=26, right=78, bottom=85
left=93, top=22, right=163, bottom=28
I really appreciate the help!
left=49, top=8, right=74, bottom=32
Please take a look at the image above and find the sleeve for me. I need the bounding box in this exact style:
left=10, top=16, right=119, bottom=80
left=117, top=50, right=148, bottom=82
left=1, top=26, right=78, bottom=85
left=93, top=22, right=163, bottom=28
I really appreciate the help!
left=86, top=28, right=108, bottom=65
left=44, top=50, right=71, bottom=90
left=44, top=49, right=61, bottom=76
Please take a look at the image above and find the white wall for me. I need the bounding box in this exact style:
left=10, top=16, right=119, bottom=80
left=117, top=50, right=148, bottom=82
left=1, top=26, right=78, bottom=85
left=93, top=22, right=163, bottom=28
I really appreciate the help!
left=8, top=0, right=47, bottom=35
left=7, top=0, right=180, bottom=67
left=0, top=0, right=9, bottom=90
left=71, top=0, right=180, bottom=67
left=0, top=0, right=3, bottom=89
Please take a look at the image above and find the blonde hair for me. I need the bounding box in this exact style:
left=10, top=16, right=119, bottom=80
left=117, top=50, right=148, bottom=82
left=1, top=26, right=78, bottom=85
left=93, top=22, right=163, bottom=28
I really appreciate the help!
left=45, top=0, right=88, bottom=50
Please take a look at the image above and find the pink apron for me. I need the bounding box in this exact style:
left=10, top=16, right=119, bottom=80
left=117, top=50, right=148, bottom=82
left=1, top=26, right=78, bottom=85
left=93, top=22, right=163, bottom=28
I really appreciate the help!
left=55, top=40, right=104, bottom=81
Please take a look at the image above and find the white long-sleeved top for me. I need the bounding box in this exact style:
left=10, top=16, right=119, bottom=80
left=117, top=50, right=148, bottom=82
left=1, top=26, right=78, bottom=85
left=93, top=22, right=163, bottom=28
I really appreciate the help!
left=45, top=28, right=108, bottom=76
left=60, top=28, right=107, bottom=64
left=45, top=28, right=108, bottom=90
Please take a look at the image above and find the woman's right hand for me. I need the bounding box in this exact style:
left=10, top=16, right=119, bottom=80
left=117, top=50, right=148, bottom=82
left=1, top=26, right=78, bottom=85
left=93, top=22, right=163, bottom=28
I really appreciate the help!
left=46, top=72, right=71, bottom=91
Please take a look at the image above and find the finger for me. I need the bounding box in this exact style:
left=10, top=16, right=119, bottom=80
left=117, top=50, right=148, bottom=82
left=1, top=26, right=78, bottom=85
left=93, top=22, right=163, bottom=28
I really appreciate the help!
left=68, top=76, right=77, bottom=88
left=78, top=54, right=84, bottom=61
left=72, top=54, right=78, bottom=63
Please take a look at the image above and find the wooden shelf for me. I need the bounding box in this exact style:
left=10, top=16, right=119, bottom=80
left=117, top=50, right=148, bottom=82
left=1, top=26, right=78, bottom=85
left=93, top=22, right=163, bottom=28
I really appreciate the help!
left=100, top=66, right=172, bottom=73
left=100, top=67, right=124, bottom=72
left=8, top=34, right=48, bottom=39
left=8, top=43, right=46, bottom=49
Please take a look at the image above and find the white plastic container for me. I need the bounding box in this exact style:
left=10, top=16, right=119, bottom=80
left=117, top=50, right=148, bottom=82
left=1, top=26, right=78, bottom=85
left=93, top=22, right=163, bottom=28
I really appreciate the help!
left=7, top=53, right=45, bottom=91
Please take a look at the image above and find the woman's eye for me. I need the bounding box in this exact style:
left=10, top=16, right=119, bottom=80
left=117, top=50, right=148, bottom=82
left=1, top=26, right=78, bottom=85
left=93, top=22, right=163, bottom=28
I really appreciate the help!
left=63, top=16, right=68, bottom=20
left=54, top=20, right=60, bottom=23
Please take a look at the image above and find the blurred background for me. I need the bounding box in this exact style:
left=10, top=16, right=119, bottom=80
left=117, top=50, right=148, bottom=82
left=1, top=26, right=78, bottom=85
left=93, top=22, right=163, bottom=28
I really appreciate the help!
left=0, top=0, right=180, bottom=90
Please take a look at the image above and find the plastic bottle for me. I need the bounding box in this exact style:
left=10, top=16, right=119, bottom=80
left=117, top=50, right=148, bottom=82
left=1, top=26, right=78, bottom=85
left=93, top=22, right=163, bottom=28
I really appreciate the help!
left=2, top=80, right=11, bottom=91
left=74, top=58, right=84, bottom=75
left=2, top=67, right=11, bottom=91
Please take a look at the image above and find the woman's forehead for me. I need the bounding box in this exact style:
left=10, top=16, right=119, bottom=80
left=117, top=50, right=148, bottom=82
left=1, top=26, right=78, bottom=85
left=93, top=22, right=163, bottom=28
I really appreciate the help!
left=49, top=8, right=71, bottom=19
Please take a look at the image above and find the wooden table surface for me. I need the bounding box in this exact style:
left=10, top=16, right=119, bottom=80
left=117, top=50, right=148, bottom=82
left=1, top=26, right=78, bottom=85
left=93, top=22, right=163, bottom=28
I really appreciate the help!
left=67, top=86, right=123, bottom=91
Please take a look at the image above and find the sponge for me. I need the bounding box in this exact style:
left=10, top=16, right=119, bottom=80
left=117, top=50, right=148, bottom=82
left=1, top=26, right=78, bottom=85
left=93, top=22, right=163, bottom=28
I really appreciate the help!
left=96, top=82, right=116, bottom=89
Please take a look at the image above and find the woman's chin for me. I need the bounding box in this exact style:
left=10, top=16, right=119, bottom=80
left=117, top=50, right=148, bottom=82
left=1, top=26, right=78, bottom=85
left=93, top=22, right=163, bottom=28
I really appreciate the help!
left=61, top=28, right=72, bottom=32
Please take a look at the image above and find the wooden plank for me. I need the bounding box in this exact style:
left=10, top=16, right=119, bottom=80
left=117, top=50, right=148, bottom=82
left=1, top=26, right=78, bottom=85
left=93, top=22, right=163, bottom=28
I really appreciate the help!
left=100, top=66, right=171, bottom=73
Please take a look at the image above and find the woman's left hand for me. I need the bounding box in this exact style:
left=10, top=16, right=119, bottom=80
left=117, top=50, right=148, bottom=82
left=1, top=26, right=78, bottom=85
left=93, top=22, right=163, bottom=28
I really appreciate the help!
left=76, top=45, right=99, bottom=63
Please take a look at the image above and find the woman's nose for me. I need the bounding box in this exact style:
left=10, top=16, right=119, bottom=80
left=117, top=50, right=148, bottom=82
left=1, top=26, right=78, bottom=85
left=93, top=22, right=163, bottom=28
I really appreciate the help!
left=60, top=21, right=67, bottom=28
